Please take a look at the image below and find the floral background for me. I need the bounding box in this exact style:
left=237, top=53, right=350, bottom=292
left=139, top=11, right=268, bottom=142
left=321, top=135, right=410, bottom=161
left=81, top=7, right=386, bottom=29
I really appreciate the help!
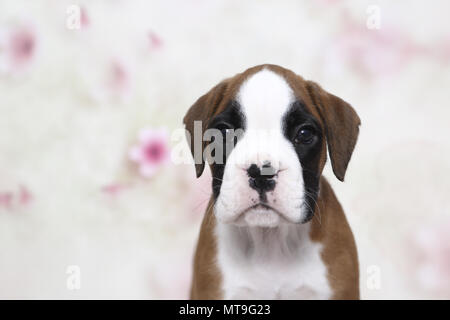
left=1, top=0, right=450, bottom=299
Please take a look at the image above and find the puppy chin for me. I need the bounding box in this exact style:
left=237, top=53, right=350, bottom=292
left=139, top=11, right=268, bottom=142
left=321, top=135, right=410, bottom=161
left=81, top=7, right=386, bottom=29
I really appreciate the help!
left=242, top=208, right=280, bottom=228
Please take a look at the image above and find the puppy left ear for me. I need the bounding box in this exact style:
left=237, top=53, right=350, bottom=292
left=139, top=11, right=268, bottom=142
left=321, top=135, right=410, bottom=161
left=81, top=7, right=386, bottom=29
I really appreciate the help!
left=306, top=81, right=361, bottom=181
left=183, top=79, right=230, bottom=178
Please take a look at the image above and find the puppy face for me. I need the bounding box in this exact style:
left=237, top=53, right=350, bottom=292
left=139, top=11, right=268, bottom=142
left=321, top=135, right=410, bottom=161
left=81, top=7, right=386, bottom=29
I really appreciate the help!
left=184, top=65, right=360, bottom=227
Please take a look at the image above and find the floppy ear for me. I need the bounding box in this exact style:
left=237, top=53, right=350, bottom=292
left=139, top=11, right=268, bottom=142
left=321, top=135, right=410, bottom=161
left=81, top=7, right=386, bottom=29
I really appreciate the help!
left=183, top=79, right=230, bottom=178
left=306, top=81, right=361, bottom=181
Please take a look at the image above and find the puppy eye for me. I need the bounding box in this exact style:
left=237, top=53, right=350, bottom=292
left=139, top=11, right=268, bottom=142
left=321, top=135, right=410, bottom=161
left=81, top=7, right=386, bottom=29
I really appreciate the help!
left=294, top=126, right=315, bottom=145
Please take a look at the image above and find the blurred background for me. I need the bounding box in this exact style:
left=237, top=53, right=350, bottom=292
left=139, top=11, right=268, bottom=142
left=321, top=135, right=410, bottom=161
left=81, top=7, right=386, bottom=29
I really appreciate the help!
left=1, top=0, right=450, bottom=299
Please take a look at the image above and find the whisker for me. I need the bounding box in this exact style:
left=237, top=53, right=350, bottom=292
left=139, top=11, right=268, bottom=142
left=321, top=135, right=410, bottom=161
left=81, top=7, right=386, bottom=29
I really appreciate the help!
left=304, top=190, right=322, bottom=226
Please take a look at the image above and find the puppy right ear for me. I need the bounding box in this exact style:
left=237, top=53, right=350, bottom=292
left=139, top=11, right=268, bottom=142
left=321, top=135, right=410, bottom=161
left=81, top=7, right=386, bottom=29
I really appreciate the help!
left=183, top=79, right=230, bottom=178
left=305, top=81, right=361, bottom=182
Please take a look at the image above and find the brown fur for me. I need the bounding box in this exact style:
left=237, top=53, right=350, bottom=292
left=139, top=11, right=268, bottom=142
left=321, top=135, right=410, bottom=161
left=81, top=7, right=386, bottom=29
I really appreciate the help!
left=190, top=177, right=360, bottom=299
left=310, top=178, right=360, bottom=299
left=185, top=64, right=360, bottom=300
left=189, top=200, right=223, bottom=299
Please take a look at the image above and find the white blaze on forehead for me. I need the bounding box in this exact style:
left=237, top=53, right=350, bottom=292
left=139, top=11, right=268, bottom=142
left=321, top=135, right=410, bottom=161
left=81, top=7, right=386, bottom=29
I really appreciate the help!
left=237, top=69, right=295, bottom=130
left=215, top=68, right=307, bottom=226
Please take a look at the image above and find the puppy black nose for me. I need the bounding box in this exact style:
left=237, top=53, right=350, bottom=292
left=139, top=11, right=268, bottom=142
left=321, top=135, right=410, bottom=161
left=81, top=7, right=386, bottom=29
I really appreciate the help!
left=247, top=163, right=276, bottom=194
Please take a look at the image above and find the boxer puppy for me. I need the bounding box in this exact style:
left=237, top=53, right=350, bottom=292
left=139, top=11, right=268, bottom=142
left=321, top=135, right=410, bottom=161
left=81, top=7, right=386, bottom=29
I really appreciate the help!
left=184, top=64, right=360, bottom=299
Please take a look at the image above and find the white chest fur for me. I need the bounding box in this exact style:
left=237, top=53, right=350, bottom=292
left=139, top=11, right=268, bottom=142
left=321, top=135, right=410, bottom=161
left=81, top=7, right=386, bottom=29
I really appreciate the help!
left=216, top=223, right=332, bottom=299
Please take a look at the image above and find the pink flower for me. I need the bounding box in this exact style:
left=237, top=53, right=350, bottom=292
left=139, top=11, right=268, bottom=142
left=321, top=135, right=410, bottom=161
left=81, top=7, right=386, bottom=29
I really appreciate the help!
left=18, top=185, right=32, bottom=205
left=88, top=58, right=133, bottom=103
left=148, top=31, right=163, bottom=50
left=80, top=6, right=90, bottom=28
left=107, top=58, right=131, bottom=99
left=325, top=12, right=420, bottom=77
left=0, top=23, right=37, bottom=74
left=129, top=128, right=170, bottom=178
left=330, top=26, right=414, bottom=76
left=0, top=192, right=13, bottom=210
left=101, top=183, right=130, bottom=196
left=0, top=185, right=33, bottom=211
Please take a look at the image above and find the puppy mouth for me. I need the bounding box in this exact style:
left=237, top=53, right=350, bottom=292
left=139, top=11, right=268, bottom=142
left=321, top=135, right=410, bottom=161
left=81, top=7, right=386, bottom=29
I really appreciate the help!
left=245, top=203, right=275, bottom=213
left=239, top=203, right=295, bottom=224
left=215, top=200, right=302, bottom=225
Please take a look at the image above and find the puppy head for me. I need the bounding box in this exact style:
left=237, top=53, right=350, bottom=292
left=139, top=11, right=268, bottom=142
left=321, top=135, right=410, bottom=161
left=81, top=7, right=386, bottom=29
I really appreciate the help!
left=183, top=65, right=360, bottom=227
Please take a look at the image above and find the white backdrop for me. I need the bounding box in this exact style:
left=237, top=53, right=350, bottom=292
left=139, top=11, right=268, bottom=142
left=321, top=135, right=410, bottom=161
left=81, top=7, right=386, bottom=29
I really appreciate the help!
left=1, top=0, right=450, bottom=299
